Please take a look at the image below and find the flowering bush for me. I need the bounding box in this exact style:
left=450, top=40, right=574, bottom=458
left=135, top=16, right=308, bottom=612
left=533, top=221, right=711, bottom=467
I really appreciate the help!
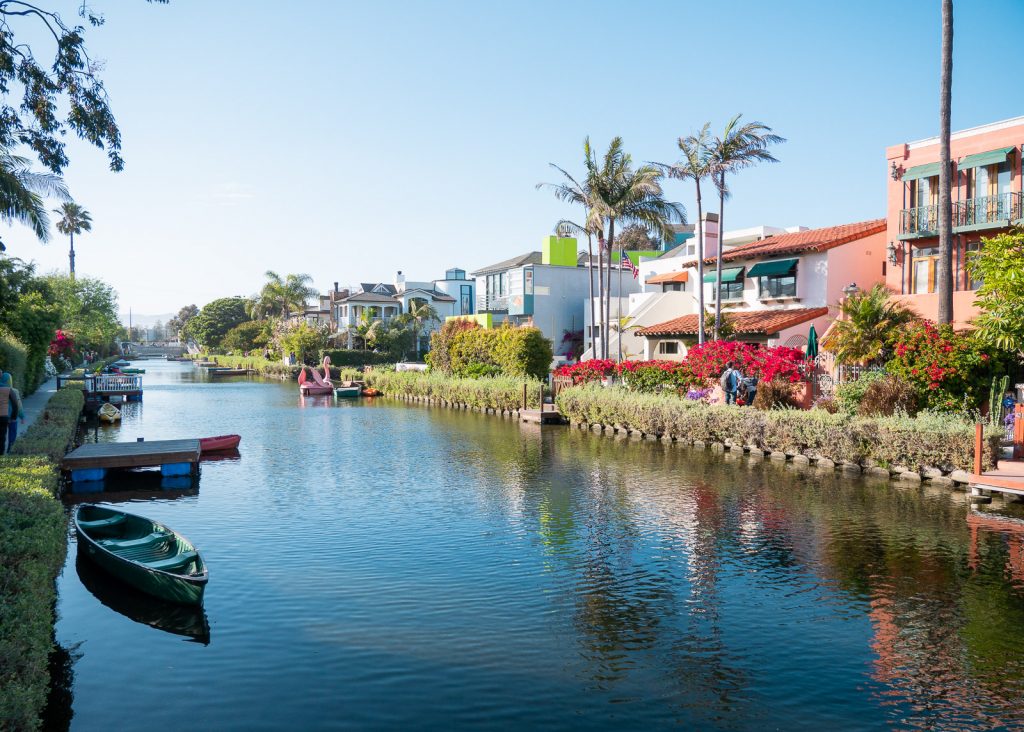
left=887, top=321, right=996, bottom=411
left=553, top=359, right=616, bottom=384
left=47, top=329, right=75, bottom=360
left=616, top=360, right=699, bottom=394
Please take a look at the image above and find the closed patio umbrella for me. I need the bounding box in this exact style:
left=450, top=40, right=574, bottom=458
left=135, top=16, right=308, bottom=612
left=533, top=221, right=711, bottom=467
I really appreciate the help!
left=807, top=324, right=819, bottom=360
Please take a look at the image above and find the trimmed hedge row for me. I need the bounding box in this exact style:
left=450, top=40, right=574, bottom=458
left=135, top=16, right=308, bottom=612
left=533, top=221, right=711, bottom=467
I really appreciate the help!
left=320, top=349, right=393, bottom=367
left=555, top=384, right=995, bottom=473
left=0, top=328, right=28, bottom=394
left=0, top=387, right=82, bottom=730
left=365, top=371, right=544, bottom=411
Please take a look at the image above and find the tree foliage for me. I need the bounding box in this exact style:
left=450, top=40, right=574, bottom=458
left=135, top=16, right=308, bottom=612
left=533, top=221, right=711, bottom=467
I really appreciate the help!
left=247, top=271, right=317, bottom=320
left=615, top=223, right=659, bottom=251
left=188, top=297, right=248, bottom=349
left=221, top=320, right=269, bottom=354
left=167, top=304, right=198, bottom=340
left=0, top=1, right=168, bottom=176
left=822, top=284, right=916, bottom=365
left=967, top=230, right=1024, bottom=354
left=41, top=273, right=119, bottom=351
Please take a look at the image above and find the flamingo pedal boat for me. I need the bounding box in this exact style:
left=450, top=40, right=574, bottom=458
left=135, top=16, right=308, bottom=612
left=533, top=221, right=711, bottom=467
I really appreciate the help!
left=199, top=434, right=241, bottom=453
left=298, top=356, right=335, bottom=395
left=74, top=504, right=208, bottom=605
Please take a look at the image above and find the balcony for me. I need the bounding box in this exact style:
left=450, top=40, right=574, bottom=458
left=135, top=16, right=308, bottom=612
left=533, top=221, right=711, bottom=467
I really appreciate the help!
left=954, top=191, right=1024, bottom=233
left=899, top=205, right=938, bottom=239
left=477, top=294, right=508, bottom=312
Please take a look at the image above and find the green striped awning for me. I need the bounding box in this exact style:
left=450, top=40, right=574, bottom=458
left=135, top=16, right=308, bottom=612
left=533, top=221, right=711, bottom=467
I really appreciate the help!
left=958, top=147, right=1015, bottom=170
left=903, top=162, right=941, bottom=181
left=703, top=267, right=744, bottom=284
left=747, top=258, right=797, bottom=278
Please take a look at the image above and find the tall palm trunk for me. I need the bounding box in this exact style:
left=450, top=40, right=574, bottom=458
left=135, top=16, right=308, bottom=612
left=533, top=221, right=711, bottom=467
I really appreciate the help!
left=586, top=232, right=595, bottom=357
left=714, top=172, right=725, bottom=339
left=68, top=231, right=75, bottom=279
left=597, top=234, right=606, bottom=359
left=695, top=181, right=705, bottom=344
left=937, top=0, right=954, bottom=324
left=605, top=219, right=617, bottom=361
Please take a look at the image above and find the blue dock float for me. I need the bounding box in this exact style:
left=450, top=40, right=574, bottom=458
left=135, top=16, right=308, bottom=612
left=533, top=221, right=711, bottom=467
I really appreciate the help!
left=61, top=439, right=201, bottom=483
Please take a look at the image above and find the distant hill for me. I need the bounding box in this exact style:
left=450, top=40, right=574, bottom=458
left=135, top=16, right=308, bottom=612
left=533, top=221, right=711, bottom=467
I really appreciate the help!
left=118, top=312, right=175, bottom=327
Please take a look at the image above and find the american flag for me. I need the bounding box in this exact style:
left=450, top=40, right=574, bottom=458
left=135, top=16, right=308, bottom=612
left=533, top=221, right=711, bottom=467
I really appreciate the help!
left=620, top=252, right=639, bottom=279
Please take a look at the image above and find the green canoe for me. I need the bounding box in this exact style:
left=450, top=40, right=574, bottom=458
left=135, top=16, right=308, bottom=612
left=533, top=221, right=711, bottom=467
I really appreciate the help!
left=74, top=504, right=208, bottom=605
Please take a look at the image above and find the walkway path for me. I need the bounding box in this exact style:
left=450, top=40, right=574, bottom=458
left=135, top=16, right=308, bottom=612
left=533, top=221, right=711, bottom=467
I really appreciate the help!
left=20, top=376, right=57, bottom=430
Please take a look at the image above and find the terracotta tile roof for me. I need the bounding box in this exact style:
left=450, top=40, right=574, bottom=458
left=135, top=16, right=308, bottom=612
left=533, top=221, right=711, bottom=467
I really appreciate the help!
left=638, top=307, right=829, bottom=337
left=686, top=219, right=886, bottom=266
left=646, top=271, right=690, bottom=284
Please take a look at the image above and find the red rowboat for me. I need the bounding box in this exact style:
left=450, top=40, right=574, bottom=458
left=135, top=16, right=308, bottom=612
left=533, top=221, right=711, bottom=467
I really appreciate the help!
left=199, top=434, right=241, bottom=453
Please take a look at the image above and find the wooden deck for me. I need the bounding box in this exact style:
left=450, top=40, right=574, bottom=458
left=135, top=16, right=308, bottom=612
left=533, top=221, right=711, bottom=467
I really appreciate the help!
left=521, top=405, right=566, bottom=425
left=62, top=439, right=201, bottom=472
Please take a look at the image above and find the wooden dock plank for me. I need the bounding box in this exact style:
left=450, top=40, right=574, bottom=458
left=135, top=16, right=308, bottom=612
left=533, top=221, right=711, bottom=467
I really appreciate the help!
left=61, top=439, right=201, bottom=470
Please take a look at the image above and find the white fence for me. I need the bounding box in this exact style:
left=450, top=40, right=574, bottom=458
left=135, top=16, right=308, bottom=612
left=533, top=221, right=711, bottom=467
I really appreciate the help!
left=88, top=374, right=143, bottom=393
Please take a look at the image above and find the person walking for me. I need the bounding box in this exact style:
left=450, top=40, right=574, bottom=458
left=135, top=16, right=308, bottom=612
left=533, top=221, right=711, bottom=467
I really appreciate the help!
left=2, top=374, right=23, bottom=450
left=741, top=374, right=759, bottom=407
left=720, top=361, right=741, bottom=405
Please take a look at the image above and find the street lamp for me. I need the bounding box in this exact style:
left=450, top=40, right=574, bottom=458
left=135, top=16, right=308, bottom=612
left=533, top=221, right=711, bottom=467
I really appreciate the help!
left=886, top=241, right=899, bottom=266
left=843, top=282, right=859, bottom=298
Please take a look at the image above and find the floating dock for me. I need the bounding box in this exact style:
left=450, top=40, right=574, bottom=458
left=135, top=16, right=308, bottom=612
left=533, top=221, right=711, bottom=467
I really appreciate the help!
left=520, top=405, right=565, bottom=425
left=61, top=439, right=201, bottom=482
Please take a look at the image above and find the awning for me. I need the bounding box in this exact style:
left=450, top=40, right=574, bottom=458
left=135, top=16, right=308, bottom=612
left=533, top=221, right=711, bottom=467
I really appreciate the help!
left=646, top=270, right=689, bottom=284
left=903, top=162, right=941, bottom=181
left=702, top=267, right=744, bottom=283
left=747, top=258, right=797, bottom=278
left=958, top=147, right=1015, bottom=170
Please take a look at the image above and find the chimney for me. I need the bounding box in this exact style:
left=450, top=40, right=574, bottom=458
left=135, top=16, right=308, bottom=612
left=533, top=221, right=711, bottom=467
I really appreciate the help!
left=702, top=212, right=721, bottom=257
left=333, top=281, right=339, bottom=294
left=395, top=270, right=405, bottom=290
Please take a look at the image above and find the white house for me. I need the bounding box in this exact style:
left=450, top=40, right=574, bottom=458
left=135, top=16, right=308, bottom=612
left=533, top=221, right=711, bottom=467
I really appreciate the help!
left=637, top=218, right=888, bottom=359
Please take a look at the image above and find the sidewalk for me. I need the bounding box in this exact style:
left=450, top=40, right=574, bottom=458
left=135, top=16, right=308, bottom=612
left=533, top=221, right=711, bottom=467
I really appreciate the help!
left=19, top=376, right=57, bottom=430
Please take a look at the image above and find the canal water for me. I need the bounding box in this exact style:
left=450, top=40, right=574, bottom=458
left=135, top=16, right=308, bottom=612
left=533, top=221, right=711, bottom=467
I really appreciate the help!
left=50, top=361, right=1024, bottom=730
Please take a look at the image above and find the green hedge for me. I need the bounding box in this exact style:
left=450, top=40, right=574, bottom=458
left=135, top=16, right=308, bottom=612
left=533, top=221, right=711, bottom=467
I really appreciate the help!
left=555, top=384, right=995, bottom=473
left=431, top=323, right=553, bottom=380
left=0, top=328, right=28, bottom=394
left=320, top=349, right=393, bottom=367
left=0, top=385, right=82, bottom=729
left=365, top=371, right=544, bottom=411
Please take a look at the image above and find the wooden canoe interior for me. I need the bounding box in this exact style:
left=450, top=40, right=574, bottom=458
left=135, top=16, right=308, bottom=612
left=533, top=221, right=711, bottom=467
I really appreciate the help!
left=77, top=505, right=204, bottom=578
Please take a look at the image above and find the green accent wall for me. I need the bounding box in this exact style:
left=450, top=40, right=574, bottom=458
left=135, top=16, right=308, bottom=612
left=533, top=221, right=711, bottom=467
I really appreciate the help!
left=625, top=250, right=660, bottom=265
left=543, top=236, right=577, bottom=267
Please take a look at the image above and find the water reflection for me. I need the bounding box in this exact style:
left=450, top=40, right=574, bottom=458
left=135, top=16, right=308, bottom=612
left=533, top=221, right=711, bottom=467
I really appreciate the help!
left=75, top=555, right=210, bottom=645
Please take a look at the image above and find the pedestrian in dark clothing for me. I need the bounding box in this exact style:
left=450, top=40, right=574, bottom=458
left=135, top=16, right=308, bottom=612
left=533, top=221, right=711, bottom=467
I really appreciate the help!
left=720, top=362, right=741, bottom=405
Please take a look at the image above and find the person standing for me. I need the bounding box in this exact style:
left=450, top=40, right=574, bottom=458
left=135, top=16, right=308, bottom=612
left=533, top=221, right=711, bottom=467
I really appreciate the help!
left=720, top=361, right=740, bottom=405
left=5, top=373, right=24, bottom=449
left=741, top=374, right=759, bottom=407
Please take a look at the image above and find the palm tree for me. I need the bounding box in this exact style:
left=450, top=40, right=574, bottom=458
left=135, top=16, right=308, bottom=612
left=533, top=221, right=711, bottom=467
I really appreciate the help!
left=662, top=123, right=716, bottom=344
left=403, top=299, right=440, bottom=359
left=936, top=0, right=954, bottom=324
left=585, top=137, right=685, bottom=359
left=0, top=152, right=68, bottom=244
left=538, top=148, right=600, bottom=358
left=54, top=201, right=92, bottom=279
left=248, top=271, right=318, bottom=320
left=710, top=116, right=784, bottom=338
left=822, top=284, right=916, bottom=365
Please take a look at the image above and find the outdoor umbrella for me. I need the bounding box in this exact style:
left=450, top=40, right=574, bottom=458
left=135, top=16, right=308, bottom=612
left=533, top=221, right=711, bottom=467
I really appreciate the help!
left=806, top=324, right=819, bottom=360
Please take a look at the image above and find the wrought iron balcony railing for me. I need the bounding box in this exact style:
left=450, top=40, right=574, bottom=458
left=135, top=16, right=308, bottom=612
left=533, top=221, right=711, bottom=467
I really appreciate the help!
left=899, top=204, right=938, bottom=237
left=954, top=191, right=1023, bottom=230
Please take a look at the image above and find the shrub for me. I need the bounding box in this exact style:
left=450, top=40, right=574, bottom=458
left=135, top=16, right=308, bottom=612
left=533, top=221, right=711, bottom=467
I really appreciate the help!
left=682, top=340, right=808, bottom=383
left=554, top=384, right=997, bottom=472
left=0, top=456, right=67, bottom=731
left=835, top=370, right=886, bottom=414
left=278, top=322, right=329, bottom=365
left=887, top=321, right=998, bottom=412
left=428, top=319, right=479, bottom=374
left=812, top=395, right=840, bottom=414
left=445, top=324, right=553, bottom=380
left=365, top=370, right=544, bottom=410
left=617, top=360, right=701, bottom=394
left=320, top=349, right=393, bottom=367
left=554, top=359, right=616, bottom=384
left=857, top=375, right=919, bottom=417
left=0, top=328, right=28, bottom=393
left=753, top=379, right=800, bottom=410
left=221, top=320, right=270, bottom=354
left=10, top=386, right=84, bottom=462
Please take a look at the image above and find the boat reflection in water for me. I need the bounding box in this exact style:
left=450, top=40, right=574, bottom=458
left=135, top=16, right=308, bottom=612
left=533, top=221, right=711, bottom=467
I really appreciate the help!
left=75, top=555, right=211, bottom=645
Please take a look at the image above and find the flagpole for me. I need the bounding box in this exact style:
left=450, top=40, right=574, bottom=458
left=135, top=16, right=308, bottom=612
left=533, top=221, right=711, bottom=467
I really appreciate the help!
left=617, top=246, right=623, bottom=363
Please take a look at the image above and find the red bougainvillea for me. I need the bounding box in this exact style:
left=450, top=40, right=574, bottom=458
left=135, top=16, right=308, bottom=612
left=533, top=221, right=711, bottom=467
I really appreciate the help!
left=553, top=341, right=809, bottom=394
left=48, top=329, right=75, bottom=360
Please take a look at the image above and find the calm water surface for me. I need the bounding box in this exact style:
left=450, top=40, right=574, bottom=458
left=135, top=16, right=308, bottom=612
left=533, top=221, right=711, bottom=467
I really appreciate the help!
left=50, top=361, right=1024, bottom=730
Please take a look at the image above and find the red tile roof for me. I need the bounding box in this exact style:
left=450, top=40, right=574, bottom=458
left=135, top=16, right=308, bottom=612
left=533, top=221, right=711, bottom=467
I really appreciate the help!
left=646, top=271, right=690, bottom=284
left=689, top=218, right=885, bottom=266
left=638, top=307, right=829, bottom=337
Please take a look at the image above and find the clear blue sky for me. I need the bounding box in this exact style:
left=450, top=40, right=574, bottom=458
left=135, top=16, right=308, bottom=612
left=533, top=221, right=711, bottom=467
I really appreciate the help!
left=5, top=0, right=1023, bottom=318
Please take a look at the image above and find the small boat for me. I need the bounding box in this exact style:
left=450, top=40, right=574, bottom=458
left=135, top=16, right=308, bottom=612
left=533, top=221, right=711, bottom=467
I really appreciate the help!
left=335, top=385, right=361, bottom=398
left=195, top=361, right=218, bottom=368
left=97, top=403, right=121, bottom=423
left=74, top=504, right=208, bottom=605
left=199, top=434, right=241, bottom=453
left=120, top=367, right=146, bottom=374
left=361, top=387, right=380, bottom=397
left=209, top=368, right=249, bottom=377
